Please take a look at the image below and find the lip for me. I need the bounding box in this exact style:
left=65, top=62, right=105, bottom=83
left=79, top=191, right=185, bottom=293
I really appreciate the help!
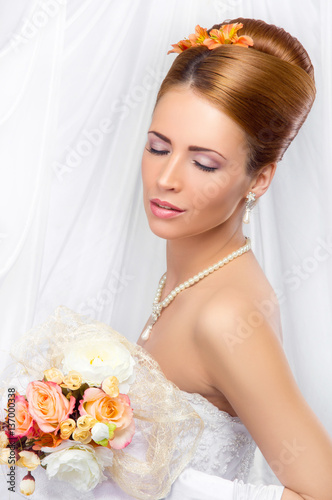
left=149, top=199, right=185, bottom=219
left=150, top=198, right=185, bottom=212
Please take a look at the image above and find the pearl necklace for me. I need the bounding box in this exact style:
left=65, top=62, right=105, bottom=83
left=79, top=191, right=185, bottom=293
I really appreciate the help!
left=141, top=237, right=251, bottom=341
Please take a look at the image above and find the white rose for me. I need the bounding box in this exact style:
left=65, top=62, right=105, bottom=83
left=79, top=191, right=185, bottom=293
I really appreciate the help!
left=41, top=441, right=113, bottom=492
left=62, top=338, right=135, bottom=392
left=91, top=422, right=109, bottom=442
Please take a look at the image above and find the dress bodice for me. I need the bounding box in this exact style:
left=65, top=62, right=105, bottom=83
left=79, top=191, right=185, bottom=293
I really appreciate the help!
left=179, top=390, right=256, bottom=482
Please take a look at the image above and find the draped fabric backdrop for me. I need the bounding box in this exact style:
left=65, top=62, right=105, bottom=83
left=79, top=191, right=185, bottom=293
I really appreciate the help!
left=0, top=0, right=331, bottom=491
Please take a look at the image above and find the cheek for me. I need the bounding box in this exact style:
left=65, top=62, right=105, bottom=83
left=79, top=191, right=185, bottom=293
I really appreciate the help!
left=190, top=172, right=236, bottom=214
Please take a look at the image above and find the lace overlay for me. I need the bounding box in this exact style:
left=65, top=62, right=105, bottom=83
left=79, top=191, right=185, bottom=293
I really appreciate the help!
left=180, top=391, right=256, bottom=481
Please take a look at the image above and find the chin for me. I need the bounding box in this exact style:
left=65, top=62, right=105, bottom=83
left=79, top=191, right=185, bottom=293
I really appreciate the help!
left=147, top=219, right=182, bottom=240
left=146, top=216, right=213, bottom=241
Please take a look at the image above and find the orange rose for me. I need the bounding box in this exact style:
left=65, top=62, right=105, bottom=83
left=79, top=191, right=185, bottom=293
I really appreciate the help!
left=32, top=431, right=63, bottom=451
left=26, top=381, right=75, bottom=433
left=79, top=388, right=135, bottom=449
left=12, top=393, right=34, bottom=438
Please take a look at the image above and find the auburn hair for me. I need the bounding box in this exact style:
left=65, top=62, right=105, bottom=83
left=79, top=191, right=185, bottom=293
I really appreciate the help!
left=155, top=17, right=316, bottom=176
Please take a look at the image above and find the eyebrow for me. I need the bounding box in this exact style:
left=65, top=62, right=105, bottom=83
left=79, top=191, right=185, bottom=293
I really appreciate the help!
left=148, top=130, right=227, bottom=160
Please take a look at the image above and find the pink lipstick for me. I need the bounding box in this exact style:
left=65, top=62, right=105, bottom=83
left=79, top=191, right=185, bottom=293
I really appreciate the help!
left=150, top=198, right=185, bottom=219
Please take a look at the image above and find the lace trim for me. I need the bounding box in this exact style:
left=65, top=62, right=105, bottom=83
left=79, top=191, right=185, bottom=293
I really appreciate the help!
left=180, top=389, right=257, bottom=481
left=180, top=390, right=243, bottom=423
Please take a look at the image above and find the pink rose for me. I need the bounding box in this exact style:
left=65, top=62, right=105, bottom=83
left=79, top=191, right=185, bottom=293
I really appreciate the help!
left=79, top=388, right=135, bottom=449
left=12, top=394, right=34, bottom=438
left=26, top=381, right=75, bottom=433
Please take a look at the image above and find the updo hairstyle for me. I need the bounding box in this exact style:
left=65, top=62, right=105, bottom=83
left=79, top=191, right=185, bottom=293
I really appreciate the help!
left=156, top=17, right=316, bottom=177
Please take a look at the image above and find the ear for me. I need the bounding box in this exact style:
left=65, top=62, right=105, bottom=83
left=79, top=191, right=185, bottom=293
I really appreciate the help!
left=249, top=162, right=277, bottom=199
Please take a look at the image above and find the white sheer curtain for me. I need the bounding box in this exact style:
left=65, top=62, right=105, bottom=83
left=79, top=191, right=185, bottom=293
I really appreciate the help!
left=0, top=0, right=331, bottom=491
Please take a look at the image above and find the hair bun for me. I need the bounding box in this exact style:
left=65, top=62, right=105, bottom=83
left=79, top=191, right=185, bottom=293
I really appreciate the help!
left=210, top=17, right=314, bottom=81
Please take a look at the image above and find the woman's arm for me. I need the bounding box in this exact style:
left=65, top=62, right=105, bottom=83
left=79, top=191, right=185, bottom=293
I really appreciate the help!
left=195, top=291, right=332, bottom=500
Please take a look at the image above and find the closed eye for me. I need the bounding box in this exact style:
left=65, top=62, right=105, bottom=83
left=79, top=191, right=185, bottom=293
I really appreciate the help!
left=192, top=160, right=217, bottom=173
left=145, top=147, right=169, bottom=156
left=146, top=147, right=217, bottom=172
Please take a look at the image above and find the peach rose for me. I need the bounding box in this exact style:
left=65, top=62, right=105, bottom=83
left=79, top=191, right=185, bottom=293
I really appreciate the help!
left=12, top=393, right=34, bottom=438
left=79, top=388, right=135, bottom=449
left=26, top=381, right=75, bottom=433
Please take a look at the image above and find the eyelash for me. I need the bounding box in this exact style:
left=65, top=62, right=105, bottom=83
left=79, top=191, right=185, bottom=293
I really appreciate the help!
left=145, top=147, right=217, bottom=173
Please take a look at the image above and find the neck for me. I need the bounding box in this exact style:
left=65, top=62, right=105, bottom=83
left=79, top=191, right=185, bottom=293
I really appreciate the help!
left=163, top=222, right=247, bottom=294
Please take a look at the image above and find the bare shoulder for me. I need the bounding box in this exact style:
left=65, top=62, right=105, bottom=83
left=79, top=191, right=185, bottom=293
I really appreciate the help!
left=193, top=285, right=332, bottom=496
left=194, top=286, right=285, bottom=393
left=195, top=275, right=282, bottom=354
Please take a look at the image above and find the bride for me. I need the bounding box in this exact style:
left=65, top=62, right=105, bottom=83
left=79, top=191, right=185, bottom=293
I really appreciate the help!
left=133, top=17, right=332, bottom=500
left=3, top=16, right=332, bottom=500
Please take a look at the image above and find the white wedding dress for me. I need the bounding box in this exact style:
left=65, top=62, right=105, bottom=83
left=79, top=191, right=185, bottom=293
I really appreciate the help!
left=176, top=390, right=256, bottom=481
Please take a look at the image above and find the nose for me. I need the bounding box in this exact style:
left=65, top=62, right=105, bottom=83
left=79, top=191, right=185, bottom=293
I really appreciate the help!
left=156, top=153, right=183, bottom=191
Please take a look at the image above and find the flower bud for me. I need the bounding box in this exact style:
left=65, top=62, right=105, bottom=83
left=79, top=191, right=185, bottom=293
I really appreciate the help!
left=72, top=428, right=91, bottom=444
left=76, top=414, right=97, bottom=431
left=20, top=471, right=35, bottom=496
left=91, top=422, right=117, bottom=446
left=102, top=376, right=119, bottom=397
left=0, top=430, right=9, bottom=448
left=44, top=368, right=64, bottom=385
left=59, top=418, right=76, bottom=439
left=17, top=451, right=40, bottom=471
left=91, top=422, right=109, bottom=442
left=61, top=371, right=82, bottom=391
left=0, top=448, right=12, bottom=466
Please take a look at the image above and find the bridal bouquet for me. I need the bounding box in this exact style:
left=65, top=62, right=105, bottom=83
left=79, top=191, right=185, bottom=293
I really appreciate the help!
left=0, top=306, right=203, bottom=500
left=0, top=333, right=136, bottom=496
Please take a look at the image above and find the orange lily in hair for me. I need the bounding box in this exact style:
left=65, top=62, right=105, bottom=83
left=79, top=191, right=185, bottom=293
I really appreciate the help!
left=167, top=38, right=192, bottom=54
left=203, top=22, right=254, bottom=49
left=188, top=25, right=209, bottom=46
left=168, top=22, right=254, bottom=54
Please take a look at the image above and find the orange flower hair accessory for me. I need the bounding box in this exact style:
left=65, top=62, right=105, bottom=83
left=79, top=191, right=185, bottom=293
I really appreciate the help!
left=167, top=22, right=254, bottom=54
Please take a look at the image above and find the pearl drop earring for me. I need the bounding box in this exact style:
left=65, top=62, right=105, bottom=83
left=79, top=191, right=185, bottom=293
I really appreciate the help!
left=243, top=191, right=256, bottom=224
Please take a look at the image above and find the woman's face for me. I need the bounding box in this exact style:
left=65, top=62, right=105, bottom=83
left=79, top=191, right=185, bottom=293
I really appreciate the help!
left=141, top=87, right=252, bottom=240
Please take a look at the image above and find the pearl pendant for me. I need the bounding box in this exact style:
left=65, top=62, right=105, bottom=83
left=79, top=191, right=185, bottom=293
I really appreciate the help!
left=141, top=325, right=152, bottom=341
left=243, top=209, right=250, bottom=224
